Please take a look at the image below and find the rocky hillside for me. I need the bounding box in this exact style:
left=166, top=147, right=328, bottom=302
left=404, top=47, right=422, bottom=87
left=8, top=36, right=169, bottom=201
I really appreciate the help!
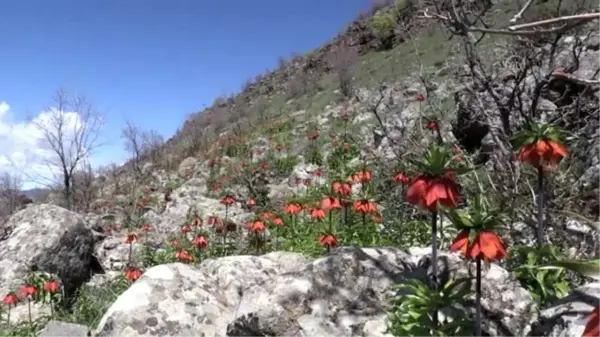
left=1, top=0, right=599, bottom=336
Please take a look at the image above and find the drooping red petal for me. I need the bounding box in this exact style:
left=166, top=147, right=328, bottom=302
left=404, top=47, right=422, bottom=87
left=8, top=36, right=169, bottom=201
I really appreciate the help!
left=583, top=306, right=600, bottom=337
left=478, top=232, right=499, bottom=261
left=450, top=230, right=470, bottom=257
left=424, top=179, right=450, bottom=210
left=406, top=177, right=428, bottom=208
left=549, top=140, right=568, bottom=158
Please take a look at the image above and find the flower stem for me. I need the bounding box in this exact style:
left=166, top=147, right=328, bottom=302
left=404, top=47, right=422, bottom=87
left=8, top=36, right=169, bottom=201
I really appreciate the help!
left=362, top=212, right=366, bottom=244
left=536, top=167, right=545, bottom=248
left=475, top=257, right=482, bottom=336
left=255, top=232, right=260, bottom=255
left=431, top=210, right=438, bottom=331
left=27, top=299, right=32, bottom=327
left=327, top=211, right=333, bottom=253
left=128, top=242, right=133, bottom=265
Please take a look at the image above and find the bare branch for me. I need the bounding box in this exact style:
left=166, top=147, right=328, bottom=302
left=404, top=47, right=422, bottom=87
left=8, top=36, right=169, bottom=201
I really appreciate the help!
left=508, top=12, right=600, bottom=31
left=121, top=120, right=144, bottom=176
left=551, top=71, right=600, bottom=86
left=31, top=89, right=104, bottom=210
left=510, top=0, right=536, bottom=24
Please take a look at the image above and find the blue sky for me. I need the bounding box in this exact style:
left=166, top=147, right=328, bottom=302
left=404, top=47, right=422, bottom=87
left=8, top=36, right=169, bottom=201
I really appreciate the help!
left=0, top=0, right=371, bottom=188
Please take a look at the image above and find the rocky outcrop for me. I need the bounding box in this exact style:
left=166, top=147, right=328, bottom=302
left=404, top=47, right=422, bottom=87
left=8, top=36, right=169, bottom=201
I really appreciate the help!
left=0, top=204, right=99, bottom=298
left=531, top=283, right=600, bottom=337
left=38, top=320, right=91, bottom=337
left=0, top=204, right=100, bottom=327
left=95, top=247, right=535, bottom=337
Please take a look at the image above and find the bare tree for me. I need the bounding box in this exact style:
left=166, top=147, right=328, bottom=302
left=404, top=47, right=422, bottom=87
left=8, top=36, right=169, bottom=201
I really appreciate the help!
left=0, top=173, right=24, bottom=218
left=141, top=129, right=165, bottom=164
left=180, top=116, right=206, bottom=157
left=72, top=160, right=97, bottom=212
left=327, top=44, right=359, bottom=98
left=31, top=89, right=104, bottom=210
left=121, top=120, right=145, bottom=176
left=97, top=162, right=122, bottom=195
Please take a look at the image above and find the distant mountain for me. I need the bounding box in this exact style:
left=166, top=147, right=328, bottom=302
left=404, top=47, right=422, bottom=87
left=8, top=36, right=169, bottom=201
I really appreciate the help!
left=21, top=188, right=51, bottom=201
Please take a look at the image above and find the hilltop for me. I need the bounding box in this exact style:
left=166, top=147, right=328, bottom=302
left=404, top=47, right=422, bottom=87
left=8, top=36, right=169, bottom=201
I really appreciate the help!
left=0, top=0, right=598, bottom=336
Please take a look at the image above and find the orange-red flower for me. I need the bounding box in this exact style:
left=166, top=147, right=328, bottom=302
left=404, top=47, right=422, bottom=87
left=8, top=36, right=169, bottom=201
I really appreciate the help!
left=332, top=182, right=352, bottom=196
left=353, top=200, right=377, bottom=214
left=20, top=285, right=37, bottom=298
left=43, top=280, right=60, bottom=293
left=416, top=94, right=425, bottom=102
left=190, top=217, right=202, bottom=227
left=583, top=306, right=599, bottom=337
left=142, top=224, right=152, bottom=232
left=207, top=216, right=222, bottom=226
left=124, top=268, right=143, bottom=282
left=450, top=230, right=507, bottom=262
left=284, top=203, right=302, bottom=215
left=220, top=195, right=236, bottom=206
left=248, top=220, right=266, bottom=233
left=193, top=235, right=209, bottom=249
left=406, top=173, right=461, bottom=211
left=310, top=208, right=326, bottom=220
left=516, top=138, right=568, bottom=171
left=352, top=170, right=372, bottom=183
left=180, top=225, right=192, bottom=233
left=261, top=211, right=273, bottom=220
left=393, top=172, right=410, bottom=184
left=318, top=234, right=338, bottom=248
left=272, top=217, right=284, bottom=226
left=321, top=197, right=342, bottom=211
left=2, top=292, right=19, bottom=306
left=247, top=198, right=256, bottom=207
left=176, top=250, right=194, bottom=263
left=125, top=232, right=138, bottom=244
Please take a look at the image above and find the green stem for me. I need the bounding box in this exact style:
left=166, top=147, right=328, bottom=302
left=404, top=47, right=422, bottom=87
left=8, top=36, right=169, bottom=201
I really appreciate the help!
left=362, top=212, right=366, bottom=244
left=430, top=210, right=438, bottom=332
left=327, top=211, right=333, bottom=253
left=27, top=299, right=32, bottom=327
left=475, top=257, right=482, bottom=336
left=536, top=167, right=545, bottom=248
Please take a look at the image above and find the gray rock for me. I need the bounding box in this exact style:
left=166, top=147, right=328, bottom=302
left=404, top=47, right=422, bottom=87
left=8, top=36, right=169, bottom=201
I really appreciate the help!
left=177, top=157, right=198, bottom=178
left=39, top=320, right=91, bottom=337
left=95, top=252, right=307, bottom=337
left=0, top=204, right=97, bottom=298
left=96, top=247, right=534, bottom=337
left=531, top=283, right=600, bottom=337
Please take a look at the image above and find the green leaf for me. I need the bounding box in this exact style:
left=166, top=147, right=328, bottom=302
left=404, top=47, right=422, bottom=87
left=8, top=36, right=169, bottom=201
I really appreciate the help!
left=546, top=259, right=600, bottom=280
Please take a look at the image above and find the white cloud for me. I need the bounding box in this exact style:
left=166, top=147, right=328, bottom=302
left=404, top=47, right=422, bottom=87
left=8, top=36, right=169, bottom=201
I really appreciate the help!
left=0, top=101, right=97, bottom=189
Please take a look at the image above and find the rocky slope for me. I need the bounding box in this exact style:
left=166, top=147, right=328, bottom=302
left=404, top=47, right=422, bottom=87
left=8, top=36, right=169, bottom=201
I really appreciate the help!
left=1, top=0, right=598, bottom=336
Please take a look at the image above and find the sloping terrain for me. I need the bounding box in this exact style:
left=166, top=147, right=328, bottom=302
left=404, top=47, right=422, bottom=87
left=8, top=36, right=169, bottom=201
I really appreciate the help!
left=0, top=0, right=599, bottom=336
